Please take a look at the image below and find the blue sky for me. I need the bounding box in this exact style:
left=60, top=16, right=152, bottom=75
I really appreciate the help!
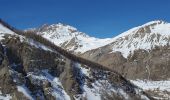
left=0, top=0, right=170, bottom=38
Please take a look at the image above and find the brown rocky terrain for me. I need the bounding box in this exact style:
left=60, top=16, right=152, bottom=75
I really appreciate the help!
left=80, top=45, right=170, bottom=80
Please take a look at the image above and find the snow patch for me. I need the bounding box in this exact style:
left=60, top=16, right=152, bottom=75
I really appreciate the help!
left=131, top=80, right=170, bottom=99
left=0, top=91, right=12, bottom=100
left=17, top=85, right=34, bottom=100
left=26, top=38, right=54, bottom=52
left=131, top=80, right=170, bottom=92
left=74, top=62, right=131, bottom=100
left=28, top=70, right=71, bottom=100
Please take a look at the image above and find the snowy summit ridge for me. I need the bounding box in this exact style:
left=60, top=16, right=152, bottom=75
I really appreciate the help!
left=109, top=20, right=170, bottom=58
left=28, top=20, right=170, bottom=58
left=32, top=23, right=113, bottom=53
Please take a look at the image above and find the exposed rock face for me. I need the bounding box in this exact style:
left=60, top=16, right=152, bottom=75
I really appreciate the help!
left=0, top=34, right=152, bottom=100
left=80, top=45, right=127, bottom=69
left=123, top=45, right=170, bottom=80
left=81, top=44, right=170, bottom=81
left=0, top=34, right=66, bottom=99
left=0, top=41, right=29, bottom=100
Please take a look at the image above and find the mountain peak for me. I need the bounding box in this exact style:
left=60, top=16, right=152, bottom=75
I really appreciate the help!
left=37, top=23, right=78, bottom=33
left=109, top=20, right=170, bottom=58
left=28, top=22, right=113, bottom=53
left=139, top=20, right=170, bottom=35
left=114, top=20, right=170, bottom=39
left=142, top=20, right=166, bottom=26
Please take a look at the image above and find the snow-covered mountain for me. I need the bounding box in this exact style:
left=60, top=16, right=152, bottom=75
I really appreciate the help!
left=82, top=20, right=170, bottom=58
left=80, top=20, right=170, bottom=66
left=0, top=20, right=155, bottom=100
left=109, top=20, right=170, bottom=58
left=30, top=23, right=113, bottom=53
left=80, top=20, right=170, bottom=99
left=29, top=20, right=170, bottom=58
left=1, top=19, right=170, bottom=99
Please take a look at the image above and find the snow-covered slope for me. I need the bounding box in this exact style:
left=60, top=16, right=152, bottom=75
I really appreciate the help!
left=0, top=23, right=14, bottom=40
left=0, top=23, right=14, bottom=34
left=110, top=20, right=170, bottom=58
left=32, top=23, right=113, bottom=53
left=131, top=80, right=170, bottom=99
